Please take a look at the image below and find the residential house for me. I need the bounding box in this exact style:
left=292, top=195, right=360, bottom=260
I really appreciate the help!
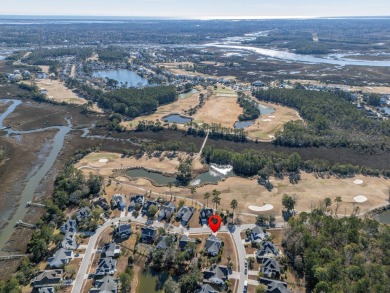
left=111, top=194, right=126, bottom=211
left=259, top=278, right=292, bottom=293
left=205, top=234, right=222, bottom=256
left=250, top=226, right=267, bottom=244
left=261, top=258, right=281, bottom=279
left=128, top=195, right=144, bottom=211
left=102, top=242, right=121, bottom=258
left=156, top=236, right=168, bottom=250
left=140, top=226, right=158, bottom=244
left=200, top=208, right=213, bottom=225
left=176, top=206, right=194, bottom=226
left=62, top=232, right=78, bottom=250
left=48, top=248, right=73, bottom=268
left=196, top=284, right=219, bottom=293
left=94, top=198, right=110, bottom=211
left=157, top=202, right=176, bottom=222
left=95, top=258, right=117, bottom=276
left=38, top=288, right=55, bottom=293
left=76, top=207, right=91, bottom=223
left=203, top=265, right=229, bottom=285
left=142, top=200, right=158, bottom=215
left=179, top=235, right=195, bottom=250
left=114, top=223, right=133, bottom=240
left=256, top=241, right=279, bottom=260
left=89, top=276, right=118, bottom=293
left=33, top=269, right=63, bottom=289
left=60, top=220, right=77, bottom=234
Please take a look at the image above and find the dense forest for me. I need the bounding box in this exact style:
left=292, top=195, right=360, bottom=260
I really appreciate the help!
left=25, top=47, right=94, bottom=64
left=253, top=88, right=390, bottom=153
left=283, top=210, right=390, bottom=292
left=202, top=146, right=390, bottom=181
left=237, top=96, right=260, bottom=121
left=65, top=78, right=177, bottom=118
left=97, top=47, right=128, bottom=62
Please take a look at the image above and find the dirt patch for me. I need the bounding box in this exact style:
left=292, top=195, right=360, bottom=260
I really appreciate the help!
left=219, top=233, right=238, bottom=271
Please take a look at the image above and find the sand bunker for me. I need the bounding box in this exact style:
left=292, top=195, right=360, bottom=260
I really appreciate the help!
left=248, top=204, right=274, bottom=212
left=262, top=119, right=272, bottom=122
left=353, top=179, right=364, bottom=185
left=99, top=158, right=108, bottom=163
left=354, top=195, right=368, bottom=203
left=268, top=116, right=275, bottom=118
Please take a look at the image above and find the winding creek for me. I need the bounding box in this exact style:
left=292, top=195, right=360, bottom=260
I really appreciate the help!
left=0, top=99, right=72, bottom=253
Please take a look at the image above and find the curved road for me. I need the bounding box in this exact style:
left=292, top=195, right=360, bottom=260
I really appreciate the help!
left=71, top=214, right=256, bottom=293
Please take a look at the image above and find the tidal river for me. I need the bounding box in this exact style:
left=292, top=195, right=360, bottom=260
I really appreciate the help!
left=0, top=99, right=71, bottom=254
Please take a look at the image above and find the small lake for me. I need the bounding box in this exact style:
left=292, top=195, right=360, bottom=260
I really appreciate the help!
left=376, top=209, right=390, bottom=224
left=258, top=103, right=275, bottom=115
left=136, top=269, right=165, bottom=293
left=179, top=89, right=199, bottom=99
left=92, top=69, right=148, bottom=88
left=126, top=169, right=177, bottom=185
left=380, top=106, right=390, bottom=115
left=234, top=121, right=254, bottom=129
left=163, top=114, right=192, bottom=124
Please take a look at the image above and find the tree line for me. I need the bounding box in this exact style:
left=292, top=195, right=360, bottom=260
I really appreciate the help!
left=253, top=88, right=390, bottom=153
left=237, top=95, right=260, bottom=121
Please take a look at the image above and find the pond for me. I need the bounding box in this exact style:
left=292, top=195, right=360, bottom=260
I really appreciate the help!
left=136, top=269, right=166, bottom=293
left=376, top=209, right=390, bottom=224
left=92, top=69, right=148, bottom=88
left=179, top=89, right=199, bottom=99
left=163, top=114, right=192, bottom=124
left=234, top=121, right=254, bottom=129
left=257, top=103, right=275, bottom=115
left=126, top=164, right=235, bottom=186
left=380, top=106, right=390, bottom=115
left=126, top=169, right=177, bottom=185
left=190, top=164, right=236, bottom=186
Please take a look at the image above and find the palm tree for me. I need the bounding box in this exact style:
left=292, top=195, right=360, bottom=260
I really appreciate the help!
left=203, top=192, right=210, bottom=208
left=230, top=199, right=238, bottom=222
left=168, top=182, right=173, bottom=201
left=212, top=189, right=221, bottom=210
left=190, top=186, right=197, bottom=206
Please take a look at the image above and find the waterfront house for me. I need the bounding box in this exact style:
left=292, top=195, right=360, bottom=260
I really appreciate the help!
left=157, top=202, right=176, bottom=222
left=48, top=248, right=73, bottom=268
left=176, top=206, right=194, bottom=226
left=89, top=276, right=118, bottom=293
left=33, top=270, right=63, bottom=289
left=95, top=258, right=117, bottom=276
left=102, top=242, right=121, bottom=258
left=203, top=265, right=229, bottom=285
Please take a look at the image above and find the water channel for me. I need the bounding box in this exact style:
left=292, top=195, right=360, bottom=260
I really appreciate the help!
left=0, top=99, right=72, bottom=253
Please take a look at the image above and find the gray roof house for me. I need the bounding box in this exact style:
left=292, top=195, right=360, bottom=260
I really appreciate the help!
left=62, top=232, right=78, bottom=250
left=94, top=198, right=110, bottom=211
left=60, top=220, right=77, bottom=234
left=205, top=234, right=222, bottom=256
left=250, top=226, right=267, bottom=244
left=196, top=284, right=219, bottom=293
left=48, top=248, right=73, bottom=268
left=203, top=265, right=229, bottom=285
left=95, top=258, right=117, bottom=276
left=38, top=287, right=55, bottom=293
left=200, top=208, right=213, bottom=225
left=176, top=206, right=194, bottom=226
left=76, top=207, right=91, bottom=223
left=179, top=235, right=195, bottom=250
left=128, top=195, right=144, bottom=211
left=140, top=226, right=158, bottom=244
left=111, top=194, right=126, bottom=211
left=33, top=269, right=63, bottom=289
left=261, top=258, right=281, bottom=279
left=256, top=241, right=279, bottom=260
left=157, top=202, right=176, bottom=222
left=89, top=276, right=118, bottom=293
left=142, top=200, right=158, bottom=215
left=114, top=223, right=132, bottom=240
left=156, top=236, right=168, bottom=250
left=259, top=277, right=292, bottom=293
left=103, top=242, right=121, bottom=258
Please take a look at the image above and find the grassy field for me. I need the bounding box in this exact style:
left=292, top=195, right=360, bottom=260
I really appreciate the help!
left=36, top=79, right=88, bottom=105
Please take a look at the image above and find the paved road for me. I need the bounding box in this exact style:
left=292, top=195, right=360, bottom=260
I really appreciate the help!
left=71, top=214, right=256, bottom=293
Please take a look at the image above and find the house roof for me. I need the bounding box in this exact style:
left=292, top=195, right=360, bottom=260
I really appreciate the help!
left=103, top=242, right=121, bottom=258
left=157, top=202, right=176, bottom=221
left=260, top=277, right=292, bottom=293
left=141, top=226, right=157, bottom=238
left=257, top=241, right=278, bottom=258
left=179, top=235, right=195, bottom=249
left=96, top=258, right=117, bottom=275
left=38, top=288, right=55, bottom=293
left=205, top=234, right=222, bottom=255
left=196, top=284, right=219, bottom=293
left=33, top=270, right=63, bottom=287
left=115, top=224, right=132, bottom=234
left=200, top=208, right=213, bottom=219
left=129, top=195, right=144, bottom=207
left=76, top=207, right=91, bottom=221
left=94, top=198, right=110, bottom=211
left=261, top=258, right=281, bottom=275
left=203, top=265, right=229, bottom=284
left=176, top=206, right=194, bottom=222
left=60, top=220, right=77, bottom=234
left=90, top=276, right=118, bottom=293
left=48, top=248, right=72, bottom=268
left=156, top=236, right=168, bottom=250
left=62, top=231, right=78, bottom=250
left=142, top=200, right=157, bottom=212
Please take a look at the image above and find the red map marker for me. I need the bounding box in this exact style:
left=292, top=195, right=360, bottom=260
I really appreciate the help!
left=208, top=214, right=222, bottom=233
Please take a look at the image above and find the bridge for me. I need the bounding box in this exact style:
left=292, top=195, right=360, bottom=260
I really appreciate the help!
left=15, top=220, right=36, bottom=229
left=27, top=201, right=46, bottom=208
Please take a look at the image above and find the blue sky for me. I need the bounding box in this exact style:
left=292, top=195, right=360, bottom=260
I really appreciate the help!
left=1, top=0, right=390, bottom=18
